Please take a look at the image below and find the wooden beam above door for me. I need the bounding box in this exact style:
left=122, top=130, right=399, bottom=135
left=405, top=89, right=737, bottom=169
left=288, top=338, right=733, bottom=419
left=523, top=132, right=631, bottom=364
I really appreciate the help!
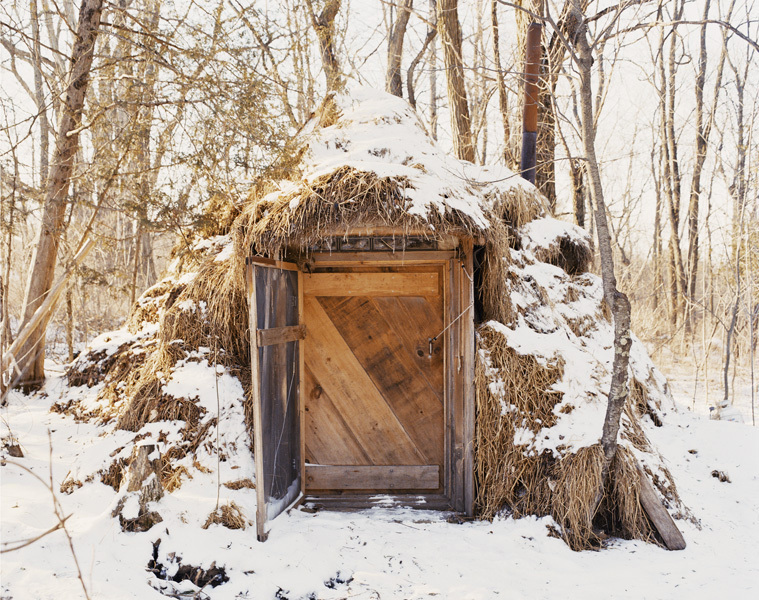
left=303, top=272, right=438, bottom=297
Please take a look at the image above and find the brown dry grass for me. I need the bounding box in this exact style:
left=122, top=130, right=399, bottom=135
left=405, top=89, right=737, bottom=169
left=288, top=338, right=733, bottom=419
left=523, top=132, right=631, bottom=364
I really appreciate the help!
left=474, top=324, right=563, bottom=520
left=474, top=324, right=666, bottom=550
left=125, top=279, right=185, bottom=334
left=480, top=228, right=515, bottom=325
left=202, top=502, right=248, bottom=530
left=163, top=464, right=191, bottom=493
left=223, top=478, right=255, bottom=490
left=533, top=233, right=593, bottom=276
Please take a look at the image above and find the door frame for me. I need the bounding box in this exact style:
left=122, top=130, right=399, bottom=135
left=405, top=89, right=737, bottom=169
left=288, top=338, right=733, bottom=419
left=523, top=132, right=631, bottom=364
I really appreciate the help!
left=302, top=245, right=475, bottom=515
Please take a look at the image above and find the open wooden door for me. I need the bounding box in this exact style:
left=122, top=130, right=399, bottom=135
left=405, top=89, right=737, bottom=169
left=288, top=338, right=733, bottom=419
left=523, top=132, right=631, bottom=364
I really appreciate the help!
left=246, top=257, right=305, bottom=541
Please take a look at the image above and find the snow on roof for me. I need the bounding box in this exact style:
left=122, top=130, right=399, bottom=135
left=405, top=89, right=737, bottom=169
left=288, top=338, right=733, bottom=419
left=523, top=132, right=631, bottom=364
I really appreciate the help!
left=280, top=87, right=545, bottom=230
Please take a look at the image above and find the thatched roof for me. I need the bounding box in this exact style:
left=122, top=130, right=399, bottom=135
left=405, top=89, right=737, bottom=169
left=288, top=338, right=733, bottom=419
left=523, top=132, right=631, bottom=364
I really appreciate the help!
left=62, top=88, right=687, bottom=551
left=238, top=89, right=549, bottom=257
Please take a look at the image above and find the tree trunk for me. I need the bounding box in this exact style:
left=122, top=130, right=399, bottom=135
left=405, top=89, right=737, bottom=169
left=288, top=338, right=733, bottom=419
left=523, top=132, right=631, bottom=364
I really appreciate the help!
left=386, top=0, right=413, bottom=97
left=437, top=0, right=474, bottom=162
left=406, top=4, right=436, bottom=109
left=16, top=0, right=104, bottom=390
left=491, top=0, right=515, bottom=169
left=30, top=0, right=50, bottom=185
left=686, top=0, right=730, bottom=306
left=429, top=0, right=438, bottom=139
left=569, top=158, right=585, bottom=228
left=656, top=19, right=687, bottom=328
left=664, top=2, right=687, bottom=327
left=571, top=3, right=632, bottom=493
left=652, top=150, right=663, bottom=311
left=306, top=0, right=343, bottom=93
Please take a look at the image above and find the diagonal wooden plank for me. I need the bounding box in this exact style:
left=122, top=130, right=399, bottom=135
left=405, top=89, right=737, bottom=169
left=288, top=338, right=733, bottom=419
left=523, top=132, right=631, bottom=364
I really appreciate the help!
left=304, top=364, right=370, bottom=466
left=304, top=296, right=425, bottom=466
left=319, top=296, right=444, bottom=465
left=372, top=296, right=445, bottom=396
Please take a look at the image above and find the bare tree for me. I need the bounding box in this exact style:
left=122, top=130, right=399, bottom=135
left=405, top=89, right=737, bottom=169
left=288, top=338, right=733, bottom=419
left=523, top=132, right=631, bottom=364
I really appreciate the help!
left=438, top=0, right=474, bottom=161
left=16, top=0, right=105, bottom=389
left=491, top=0, right=516, bottom=168
left=305, top=0, right=343, bottom=93
left=407, top=1, right=437, bottom=110
left=564, top=2, right=632, bottom=490
left=386, top=0, right=414, bottom=97
left=686, top=0, right=733, bottom=316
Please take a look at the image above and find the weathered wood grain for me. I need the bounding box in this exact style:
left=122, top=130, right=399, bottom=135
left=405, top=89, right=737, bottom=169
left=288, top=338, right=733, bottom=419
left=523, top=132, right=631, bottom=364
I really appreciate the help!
left=319, top=295, right=444, bottom=465
left=304, top=272, right=438, bottom=296
left=636, top=464, right=686, bottom=550
left=460, top=243, right=476, bottom=516
left=256, top=324, right=307, bottom=347
left=303, top=364, right=370, bottom=465
left=304, top=295, right=424, bottom=465
left=311, top=250, right=457, bottom=264
left=306, top=465, right=439, bottom=490
left=372, top=295, right=445, bottom=393
left=246, top=264, right=268, bottom=542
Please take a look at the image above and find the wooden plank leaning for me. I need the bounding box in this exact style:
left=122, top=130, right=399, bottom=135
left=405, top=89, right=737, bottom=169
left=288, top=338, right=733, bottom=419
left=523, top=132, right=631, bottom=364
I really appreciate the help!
left=636, top=463, right=686, bottom=550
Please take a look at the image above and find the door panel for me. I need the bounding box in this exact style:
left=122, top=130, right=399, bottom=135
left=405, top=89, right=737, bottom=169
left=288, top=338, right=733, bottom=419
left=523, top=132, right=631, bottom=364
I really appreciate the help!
left=304, top=296, right=424, bottom=465
left=247, top=259, right=303, bottom=541
left=318, top=295, right=444, bottom=464
left=304, top=267, right=445, bottom=493
left=306, top=465, right=440, bottom=490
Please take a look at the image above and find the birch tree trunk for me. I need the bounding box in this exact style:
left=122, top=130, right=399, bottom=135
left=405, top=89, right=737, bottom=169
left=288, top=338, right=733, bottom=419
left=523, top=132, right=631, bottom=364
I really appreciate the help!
left=16, top=0, right=104, bottom=390
left=437, top=0, right=474, bottom=162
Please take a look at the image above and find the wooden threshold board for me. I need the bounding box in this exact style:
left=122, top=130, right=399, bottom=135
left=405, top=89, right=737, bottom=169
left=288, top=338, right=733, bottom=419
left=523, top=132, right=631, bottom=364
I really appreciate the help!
left=303, top=494, right=455, bottom=512
left=305, top=464, right=439, bottom=490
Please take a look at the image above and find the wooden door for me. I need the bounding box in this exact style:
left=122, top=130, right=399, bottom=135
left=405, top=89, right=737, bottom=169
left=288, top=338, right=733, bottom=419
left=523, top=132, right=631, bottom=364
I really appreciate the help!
left=246, top=257, right=305, bottom=541
left=303, top=266, right=445, bottom=493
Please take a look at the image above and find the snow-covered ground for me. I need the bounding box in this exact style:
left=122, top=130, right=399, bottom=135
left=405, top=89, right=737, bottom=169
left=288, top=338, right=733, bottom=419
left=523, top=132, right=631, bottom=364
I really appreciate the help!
left=2, top=361, right=758, bottom=600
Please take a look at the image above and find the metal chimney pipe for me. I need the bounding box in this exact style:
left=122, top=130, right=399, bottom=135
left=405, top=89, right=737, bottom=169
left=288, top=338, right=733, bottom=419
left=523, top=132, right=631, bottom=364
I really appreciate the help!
left=520, top=22, right=543, bottom=184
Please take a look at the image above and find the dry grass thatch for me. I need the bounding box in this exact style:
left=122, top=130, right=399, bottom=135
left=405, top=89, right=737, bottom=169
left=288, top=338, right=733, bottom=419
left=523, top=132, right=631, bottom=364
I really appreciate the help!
left=202, top=501, right=248, bottom=530
left=474, top=325, right=663, bottom=550
left=532, top=232, right=593, bottom=276
left=237, top=166, right=546, bottom=260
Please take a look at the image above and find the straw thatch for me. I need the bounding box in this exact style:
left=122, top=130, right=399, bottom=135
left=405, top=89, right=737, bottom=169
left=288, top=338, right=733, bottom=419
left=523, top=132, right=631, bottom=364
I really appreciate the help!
left=474, top=326, right=667, bottom=550
left=63, top=88, right=684, bottom=551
